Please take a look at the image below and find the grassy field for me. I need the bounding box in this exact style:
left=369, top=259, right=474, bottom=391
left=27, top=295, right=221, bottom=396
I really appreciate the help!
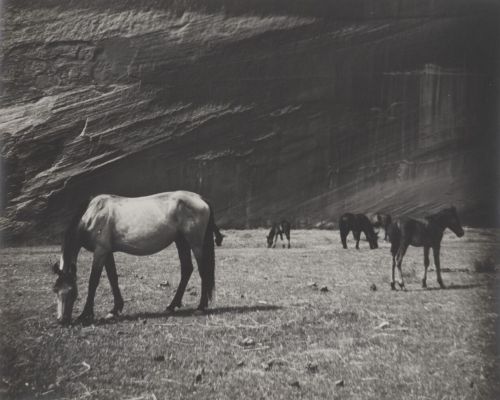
left=1, top=229, right=499, bottom=399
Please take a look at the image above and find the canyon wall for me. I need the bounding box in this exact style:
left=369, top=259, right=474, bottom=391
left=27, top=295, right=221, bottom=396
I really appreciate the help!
left=1, top=0, right=498, bottom=242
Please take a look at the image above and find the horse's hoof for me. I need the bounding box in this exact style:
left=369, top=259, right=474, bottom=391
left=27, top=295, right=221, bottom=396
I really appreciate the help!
left=193, top=308, right=206, bottom=316
left=165, top=307, right=176, bottom=316
left=390, top=282, right=396, bottom=290
left=75, top=313, right=94, bottom=326
left=439, top=283, right=446, bottom=289
left=399, top=284, right=407, bottom=291
left=422, top=280, right=427, bottom=289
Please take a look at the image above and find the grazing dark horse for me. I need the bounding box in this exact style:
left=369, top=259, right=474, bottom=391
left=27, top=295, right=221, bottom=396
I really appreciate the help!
left=339, top=213, right=378, bottom=249
left=389, top=206, right=464, bottom=290
left=52, top=191, right=218, bottom=325
left=267, top=220, right=291, bottom=248
left=371, top=212, right=392, bottom=241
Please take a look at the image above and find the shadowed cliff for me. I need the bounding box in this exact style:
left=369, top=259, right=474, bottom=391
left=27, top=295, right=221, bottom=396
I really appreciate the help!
left=1, top=0, right=498, bottom=243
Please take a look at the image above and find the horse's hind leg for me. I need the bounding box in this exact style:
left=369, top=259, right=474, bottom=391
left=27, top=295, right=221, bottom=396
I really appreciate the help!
left=286, top=232, right=291, bottom=248
left=340, top=228, right=348, bottom=249
left=395, top=244, right=408, bottom=290
left=422, top=246, right=430, bottom=288
left=104, top=253, right=124, bottom=318
left=432, top=246, right=445, bottom=288
left=192, top=245, right=212, bottom=313
left=167, top=235, right=194, bottom=312
left=353, top=230, right=361, bottom=249
left=77, top=249, right=107, bottom=324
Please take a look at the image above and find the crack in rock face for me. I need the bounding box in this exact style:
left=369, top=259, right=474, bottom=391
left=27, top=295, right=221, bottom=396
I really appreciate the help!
left=1, top=1, right=497, bottom=242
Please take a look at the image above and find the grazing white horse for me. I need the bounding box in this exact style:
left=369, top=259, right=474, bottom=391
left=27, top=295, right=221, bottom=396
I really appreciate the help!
left=52, top=191, right=217, bottom=325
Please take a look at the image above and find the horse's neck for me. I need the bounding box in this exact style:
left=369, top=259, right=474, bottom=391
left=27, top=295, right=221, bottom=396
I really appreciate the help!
left=427, top=214, right=447, bottom=235
left=62, top=229, right=82, bottom=274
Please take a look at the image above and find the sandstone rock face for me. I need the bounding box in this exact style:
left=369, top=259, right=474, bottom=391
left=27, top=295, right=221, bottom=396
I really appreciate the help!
left=1, top=0, right=497, bottom=242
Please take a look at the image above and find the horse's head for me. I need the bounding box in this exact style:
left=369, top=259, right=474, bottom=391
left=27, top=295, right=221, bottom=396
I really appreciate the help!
left=266, top=234, right=274, bottom=248
left=215, top=233, right=225, bottom=247
left=446, top=206, right=464, bottom=238
left=52, top=262, right=78, bottom=325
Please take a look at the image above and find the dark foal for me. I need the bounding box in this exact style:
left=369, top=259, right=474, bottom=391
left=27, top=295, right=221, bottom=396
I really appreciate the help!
left=339, top=213, right=378, bottom=249
left=371, top=212, right=392, bottom=241
left=389, top=206, right=464, bottom=290
left=267, top=220, right=291, bottom=248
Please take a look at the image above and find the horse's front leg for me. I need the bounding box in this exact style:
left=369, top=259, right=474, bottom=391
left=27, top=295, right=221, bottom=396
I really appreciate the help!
left=391, top=255, right=397, bottom=290
left=76, top=250, right=107, bottom=324
left=422, top=246, right=430, bottom=288
left=432, top=246, right=445, bottom=288
left=167, top=236, right=193, bottom=313
left=272, top=234, right=278, bottom=248
left=104, top=253, right=124, bottom=319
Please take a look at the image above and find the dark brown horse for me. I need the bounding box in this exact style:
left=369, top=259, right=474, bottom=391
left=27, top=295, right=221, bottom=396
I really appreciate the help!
left=267, top=220, right=291, bottom=248
left=52, top=191, right=218, bottom=325
left=339, top=213, right=378, bottom=249
left=371, top=212, right=392, bottom=241
left=389, top=206, right=464, bottom=290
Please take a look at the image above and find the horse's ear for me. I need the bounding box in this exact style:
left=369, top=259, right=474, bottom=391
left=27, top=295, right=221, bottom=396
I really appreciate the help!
left=52, top=262, right=61, bottom=275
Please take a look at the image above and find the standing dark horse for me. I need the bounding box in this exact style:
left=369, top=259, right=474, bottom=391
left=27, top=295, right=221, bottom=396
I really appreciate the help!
left=389, top=206, right=464, bottom=290
left=371, top=212, right=392, bottom=241
left=52, top=191, right=217, bottom=325
left=267, top=220, right=291, bottom=248
left=339, top=213, right=378, bottom=249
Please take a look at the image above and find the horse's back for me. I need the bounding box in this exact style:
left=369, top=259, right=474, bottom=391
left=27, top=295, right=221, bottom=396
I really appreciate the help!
left=80, top=191, right=210, bottom=254
left=392, top=217, right=428, bottom=247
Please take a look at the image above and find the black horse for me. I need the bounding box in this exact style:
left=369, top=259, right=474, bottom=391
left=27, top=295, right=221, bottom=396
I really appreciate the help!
left=388, top=206, right=464, bottom=290
left=267, top=220, right=291, bottom=248
left=339, top=213, right=378, bottom=249
left=371, top=212, right=392, bottom=241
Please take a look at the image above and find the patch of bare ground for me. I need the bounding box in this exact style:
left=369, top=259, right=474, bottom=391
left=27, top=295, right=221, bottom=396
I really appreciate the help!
left=0, top=228, right=498, bottom=399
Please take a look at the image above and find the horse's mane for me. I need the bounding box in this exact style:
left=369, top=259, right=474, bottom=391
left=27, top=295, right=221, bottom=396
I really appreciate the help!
left=425, top=207, right=455, bottom=226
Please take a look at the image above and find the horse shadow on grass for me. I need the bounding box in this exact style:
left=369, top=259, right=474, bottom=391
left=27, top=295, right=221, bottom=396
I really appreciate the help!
left=405, top=283, right=484, bottom=292
left=91, top=304, right=282, bottom=326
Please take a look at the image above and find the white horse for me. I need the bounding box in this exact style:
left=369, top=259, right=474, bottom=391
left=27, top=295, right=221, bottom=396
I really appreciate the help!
left=52, top=191, right=217, bottom=325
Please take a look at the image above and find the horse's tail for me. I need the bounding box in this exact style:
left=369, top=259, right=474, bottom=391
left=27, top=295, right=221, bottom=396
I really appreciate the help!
left=201, top=203, right=216, bottom=301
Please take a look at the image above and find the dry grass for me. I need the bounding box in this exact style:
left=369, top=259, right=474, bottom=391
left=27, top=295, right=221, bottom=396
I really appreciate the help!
left=0, top=228, right=499, bottom=399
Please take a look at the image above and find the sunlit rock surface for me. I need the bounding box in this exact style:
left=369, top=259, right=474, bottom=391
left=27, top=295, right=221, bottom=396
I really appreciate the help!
left=1, top=0, right=498, bottom=242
